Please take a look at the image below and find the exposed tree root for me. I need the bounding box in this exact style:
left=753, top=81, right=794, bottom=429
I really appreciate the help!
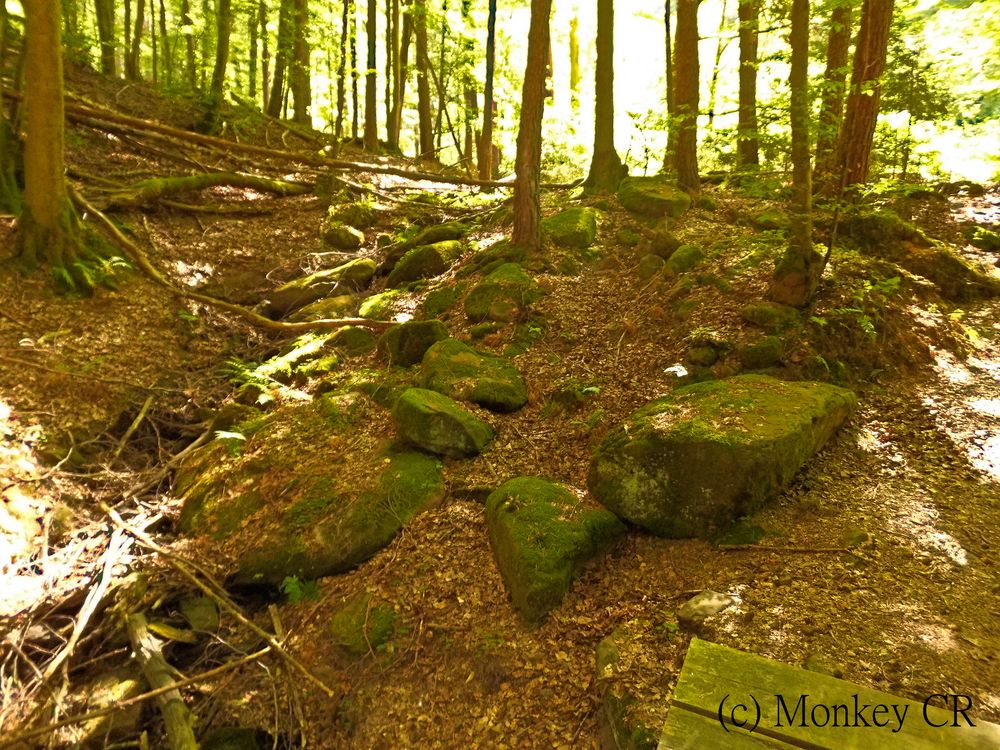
left=71, top=187, right=395, bottom=334
left=101, top=171, right=313, bottom=209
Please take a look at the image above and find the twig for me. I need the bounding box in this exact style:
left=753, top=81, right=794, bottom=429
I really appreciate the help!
left=716, top=544, right=849, bottom=553
left=113, top=394, right=154, bottom=460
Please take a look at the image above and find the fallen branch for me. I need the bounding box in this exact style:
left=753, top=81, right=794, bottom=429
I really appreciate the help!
left=103, top=172, right=313, bottom=210
left=160, top=199, right=279, bottom=215
left=716, top=544, right=850, bottom=553
left=71, top=187, right=395, bottom=334
left=126, top=612, right=198, bottom=750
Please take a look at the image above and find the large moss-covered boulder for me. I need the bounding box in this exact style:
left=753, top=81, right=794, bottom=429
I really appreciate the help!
left=741, top=302, right=800, bottom=332
left=420, top=338, right=528, bottom=412
left=386, top=240, right=465, bottom=287
left=463, top=263, right=543, bottom=322
left=588, top=375, right=856, bottom=537
left=617, top=176, right=691, bottom=218
left=329, top=201, right=379, bottom=229
left=329, top=592, right=397, bottom=656
left=322, top=221, right=365, bottom=250
left=288, top=294, right=357, bottom=322
left=176, top=396, right=444, bottom=584
left=330, top=325, right=377, bottom=355
left=543, top=207, right=598, bottom=249
left=664, top=244, right=704, bottom=274
left=266, top=258, right=376, bottom=317
left=409, top=221, right=469, bottom=247
left=486, top=477, right=625, bottom=624
left=392, top=387, right=494, bottom=457
left=358, top=289, right=403, bottom=320
left=378, top=319, right=449, bottom=366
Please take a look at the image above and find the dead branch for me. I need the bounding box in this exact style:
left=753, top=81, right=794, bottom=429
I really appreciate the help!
left=716, top=545, right=850, bottom=553
left=159, top=199, right=279, bottom=215
left=126, top=612, right=198, bottom=750
left=103, top=172, right=313, bottom=210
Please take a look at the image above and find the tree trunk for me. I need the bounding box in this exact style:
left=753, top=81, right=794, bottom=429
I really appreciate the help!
left=511, top=0, right=552, bottom=251
left=150, top=1, right=157, bottom=83
left=268, top=0, right=294, bottom=118
left=180, top=0, right=195, bottom=89
left=673, top=0, right=699, bottom=192
left=364, top=0, right=378, bottom=147
left=414, top=0, right=434, bottom=158
left=18, top=0, right=92, bottom=291
left=94, top=0, right=117, bottom=77
left=706, top=0, right=729, bottom=129
left=248, top=4, right=258, bottom=100
left=290, top=0, right=311, bottom=124
left=569, top=14, right=579, bottom=108
left=336, top=0, right=349, bottom=138
left=126, top=0, right=144, bottom=80
left=158, top=0, right=171, bottom=85
left=771, top=0, right=821, bottom=307
left=385, top=0, right=395, bottom=134
left=477, top=0, right=496, bottom=180
left=662, top=0, right=674, bottom=170
left=434, top=0, right=448, bottom=152
left=837, top=0, right=894, bottom=190
left=813, top=0, right=854, bottom=187
left=351, top=0, right=359, bottom=139
left=0, top=2, right=21, bottom=212
left=259, top=1, right=270, bottom=110
left=391, top=2, right=412, bottom=146
left=736, top=0, right=759, bottom=169
left=584, top=0, right=626, bottom=193
left=201, top=0, right=231, bottom=131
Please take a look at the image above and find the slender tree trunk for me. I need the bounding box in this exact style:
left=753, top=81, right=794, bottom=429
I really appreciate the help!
left=201, top=0, right=231, bottom=131
left=94, top=0, right=117, bottom=76
left=290, top=0, right=311, bottom=124
left=150, top=3, right=157, bottom=82
left=706, top=0, right=729, bottom=129
left=434, top=0, right=447, bottom=151
left=260, top=0, right=270, bottom=110
left=249, top=3, right=258, bottom=100
left=511, top=0, right=552, bottom=251
left=477, top=0, right=496, bottom=180
left=385, top=0, right=395, bottom=133
left=0, top=2, right=21, bottom=212
left=159, top=0, right=171, bottom=85
left=364, top=0, right=378, bottom=147
left=813, top=0, right=854, bottom=187
left=351, top=0, right=359, bottom=139
left=387, top=0, right=401, bottom=147
left=182, top=0, right=196, bottom=89
left=771, top=0, right=821, bottom=307
left=584, top=0, right=626, bottom=192
left=663, top=0, right=675, bottom=170
left=18, top=0, right=92, bottom=291
left=837, top=0, right=894, bottom=190
left=267, top=0, right=293, bottom=117
left=736, top=0, right=759, bottom=169
left=336, top=0, right=349, bottom=138
left=124, top=0, right=131, bottom=76
left=391, top=2, right=412, bottom=145
left=414, top=0, right=434, bottom=157
left=673, top=0, right=699, bottom=191
left=569, top=14, right=579, bottom=108
left=126, top=0, right=143, bottom=79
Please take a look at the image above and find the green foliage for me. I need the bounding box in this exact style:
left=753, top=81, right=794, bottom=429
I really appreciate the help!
left=280, top=575, right=321, bottom=603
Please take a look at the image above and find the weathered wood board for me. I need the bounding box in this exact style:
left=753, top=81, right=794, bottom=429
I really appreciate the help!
left=658, top=638, right=1000, bottom=749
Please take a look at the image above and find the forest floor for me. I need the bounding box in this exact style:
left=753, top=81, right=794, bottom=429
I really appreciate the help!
left=1, top=68, right=999, bottom=749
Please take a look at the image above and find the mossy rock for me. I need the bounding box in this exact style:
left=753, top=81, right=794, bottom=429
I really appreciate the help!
left=78, top=668, right=145, bottom=746
left=386, top=240, right=465, bottom=287
left=329, top=201, right=379, bottom=229
left=329, top=592, right=397, bottom=656
left=288, top=294, right=357, bottom=322
left=358, top=289, right=403, bottom=320
left=392, top=387, right=494, bottom=457
left=267, top=258, right=376, bottom=317
left=329, top=366, right=413, bottom=408
left=595, top=629, right=659, bottom=750
left=665, top=244, right=705, bottom=274
left=177, top=398, right=444, bottom=584
left=322, top=221, right=365, bottom=250
left=617, top=176, right=691, bottom=218
left=753, top=207, right=790, bottom=231
left=638, top=253, right=665, bottom=280
left=695, top=194, right=718, bottom=211
left=841, top=209, right=927, bottom=247
left=741, top=302, right=800, bottom=332
left=377, top=319, right=450, bottom=366
left=739, top=336, right=784, bottom=370
left=876, top=241, right=1000, bottom=300
left=201, top=728, right=272, bottom=750
left=463, top=263, right=543, bottom=323
left=965, top=225, right=1000, bottom=253
left=486, top=477, right=625, bottom=624
left=687, top=345, right=718, bottom=367
left=409, top=220, right=468, bottom=247
left=588, top=375, right=856, bottom=537
left=462, top=240, right=529, bottom=277
left=420, top=285, right=460, bottom=317
left=179, top=596, right=220, bottom=632
left=330, top=325, right=377, bottom=355
left=645, top=228, right=682, bottom=259
left=542, top=207, right=598, bottom=249
left=617, top=227, right=641, bottom=246
left=420, top=338, right=528, bottom=412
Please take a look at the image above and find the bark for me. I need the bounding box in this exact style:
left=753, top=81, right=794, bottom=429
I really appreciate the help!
left=387, top=0, right=402, bottom=147
left=435, top=0, right=448, bottom=152
left=584, top=0, right=626, bottom=193
left=414, top=0, right=434, bottom=158
left=771, top=0, right=821, bottom=307
left=158, top=0, right=171, bottom=85
left=182, top=0, right=196, bottom=89
left=736, top=0, right=760, bottom=169
left=105, top=172, right=313, bottom=209
left=385, top=0, right=395, bottom=133
left=0, top=3, right=20, bottom=212
left=351, top=0, right=359, bottom=139
left=673, top=0, right=700, bottom=192
left=511, top=0, right=552, bottom=251
left=813, top=0, right=854, bottom=187
left=477, top=0, right=496, bottom=180
left=568, top=15, right=579, bottom=107
left=391, top=2, right=412, bottom=145
left=336, top=0, right=349, bottom=138
left=18, top=0, right=92, bottom=292
left=662, top=0, right=674, bottom=170
left=706, top=0, right=730, bottom=128
left=837, top=0, right=894, bottom=190
left=260, top=0, right=270, bottom=110
left=94, top=0, right=117, bottom=77
left=364, top=0, right=378, bottom=147
left=249, top=3, right=259, bottom=100
left=290, top=0, right=311, bottom=124
left=267, top=0, right=294, bottom=118
left=125, top=0, right=144, bottom=80
left=202, top=0, right=232, bottom=132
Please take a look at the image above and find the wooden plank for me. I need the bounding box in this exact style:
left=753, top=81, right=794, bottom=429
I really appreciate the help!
left=660, top=638, right=1000, bottom=749
left=659, top=705, right=789, bottom=749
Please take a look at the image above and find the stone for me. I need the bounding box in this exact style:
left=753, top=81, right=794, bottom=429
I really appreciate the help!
left=966, top=226, right=1000, bottom=253
left=753, top=207, right=791, bottom=230
left=542, top=207, right=599, bottom=249
left=358, top=289, right=403, bottom=320
left=329, top=325, right=377, bottom=355
left=687, top=345, right=719, bottom=367
left=646, top=228, right=682, bottom=259
left=329, top=592, right=397, bottom=656
left=377, top=319, right=450, bottom=366
left=266, top=258, right=376, bottom=317
left=201, top=728, right=271, bottom=750
left=179, top=596, right=220, bottom=632
left=177, top=397, right=445, bottom=584
left=288, top=294, right=357, bottom=322
left=637, top=253, right=665, bottom=280
left=329, top=200, right=379, bottom=229
left=392, top=387, right=494, bottom=457
left=409, top=220, right=469, bottom=246
left=420, top=338, right=528, bottom=412
left=386, top=240, right=465, bottom=287
left=588, top=375, right=856, bottom=537
left=739, top=336, right=784, bottom=370
left=421, top=285, right=460, bottom=317
left=78, top=668, right=145, bottom=746
left=741, top=302, right=800, bottom=332
left=486, top=477, right=625, bottom=623
left=463, top=263, right=543, bottom=323
left=617, top=176, right=691, bottom=218
left=664, top=244, right=705, bottom=274
left=322, top=221, right=365, bottom=250
left=676, top=589, right=736, bottom=626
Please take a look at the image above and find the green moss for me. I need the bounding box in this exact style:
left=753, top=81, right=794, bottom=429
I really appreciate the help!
left=470, top=322, right=505, bottom=339
left=377, top=319, right=450, bottom=366
left=392, top=387, right=495, bottom=456
left=741, top=302, right=800, bottom=332
left=617, top=176, right=691, bottom=218
left=420, top=338, right=528, bottom=412
left=461, top=240, right=529, bottom=277
left=739, top=336, right=785, bottom=370
left=638, top=254, right=665, bottom=280
left=965, top=225, right=1000, bottom=252
left=329, top=592, right=398, bottom=656
left=464, top=263, right=543, bottom=323
left=328, top=200, right=378, bottom=229
left=665, top=244, right=704, bottom=274
left=421, top=285, right=461, bottom=317
left=359, top=289, right=403, bottom=320
left=542, top=207, right=599, bottom=249
left=330, top=325, right=377, bottom=355
left=285, top=485, right=338, bottom=530
left=322, top=221, right=365, bottom=250
left=753, top=207, right=790, bottom=231
left=386, top=241, right=465, bottom=287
